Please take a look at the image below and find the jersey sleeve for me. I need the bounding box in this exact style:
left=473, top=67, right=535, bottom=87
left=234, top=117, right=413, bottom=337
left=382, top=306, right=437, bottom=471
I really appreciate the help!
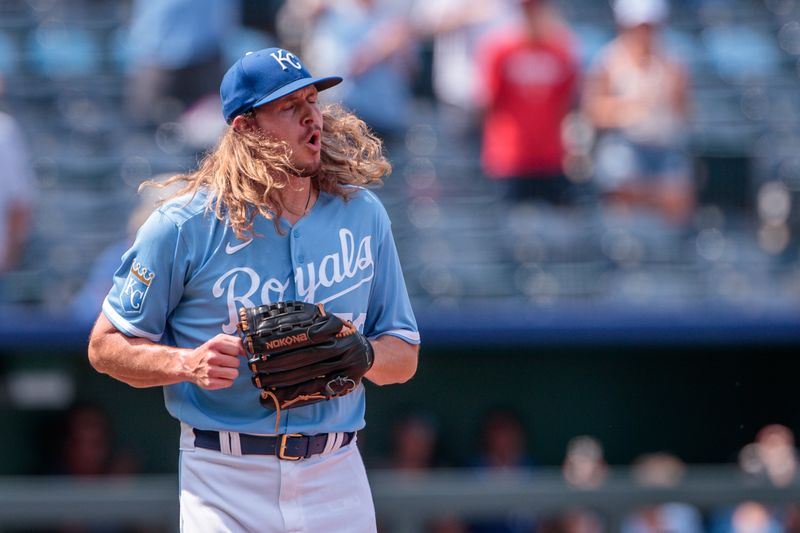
left=363, top=206, right=420, bottom=345
left=101, top=208, right=189, bottom=342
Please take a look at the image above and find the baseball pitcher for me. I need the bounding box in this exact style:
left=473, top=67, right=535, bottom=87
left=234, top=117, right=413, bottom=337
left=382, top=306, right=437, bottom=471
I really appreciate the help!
left=88, top=47, right=420, bottom=532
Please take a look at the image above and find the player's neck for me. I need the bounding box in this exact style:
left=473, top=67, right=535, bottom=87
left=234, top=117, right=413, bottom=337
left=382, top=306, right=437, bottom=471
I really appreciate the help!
left=280, top=177, right=316, bottom=224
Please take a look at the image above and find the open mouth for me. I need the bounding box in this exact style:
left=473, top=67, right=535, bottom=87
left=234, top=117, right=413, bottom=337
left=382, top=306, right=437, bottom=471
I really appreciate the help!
left=306, top=130, right=321, bottom=149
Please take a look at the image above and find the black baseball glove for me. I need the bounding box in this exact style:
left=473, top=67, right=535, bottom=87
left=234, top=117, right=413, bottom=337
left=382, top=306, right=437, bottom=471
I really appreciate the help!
left=238, top=301, right=374, bottom=428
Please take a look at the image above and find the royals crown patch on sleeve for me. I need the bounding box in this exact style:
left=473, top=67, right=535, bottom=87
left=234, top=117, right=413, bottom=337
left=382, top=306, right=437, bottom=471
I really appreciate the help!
left=120, top=257, right=155, bottom=314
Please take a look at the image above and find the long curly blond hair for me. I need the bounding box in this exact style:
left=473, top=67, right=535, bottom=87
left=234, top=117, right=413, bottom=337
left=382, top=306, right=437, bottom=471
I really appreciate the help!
left=140, top=104, right=391, bottom=238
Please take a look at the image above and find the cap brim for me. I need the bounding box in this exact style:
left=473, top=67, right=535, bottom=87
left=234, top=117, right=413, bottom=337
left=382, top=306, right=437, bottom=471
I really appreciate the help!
left=252, top=76, right=343, bottom=109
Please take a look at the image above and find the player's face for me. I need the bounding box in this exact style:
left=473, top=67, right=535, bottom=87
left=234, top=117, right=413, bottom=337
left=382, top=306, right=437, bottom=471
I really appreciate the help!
left=252, top=86, right=323, bottom=176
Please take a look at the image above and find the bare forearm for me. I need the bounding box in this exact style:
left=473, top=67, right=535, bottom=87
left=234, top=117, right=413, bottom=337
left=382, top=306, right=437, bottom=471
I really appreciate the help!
left=88, top=314, right=190, bottom=388
left=582, top=71, right=639, bottom=129
left=365, top=335, right=419, bottom=386
left=585, top=95, right=640, bottom=129
left=88, top=313, right=244, bottom=390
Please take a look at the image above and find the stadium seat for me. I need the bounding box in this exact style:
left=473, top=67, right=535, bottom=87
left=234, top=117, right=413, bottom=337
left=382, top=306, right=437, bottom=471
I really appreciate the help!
left=0, top=30, right=17, bottom=74
left=701, top=25, right=782, bottom=81
left=26, top=25, right=101, bottom=77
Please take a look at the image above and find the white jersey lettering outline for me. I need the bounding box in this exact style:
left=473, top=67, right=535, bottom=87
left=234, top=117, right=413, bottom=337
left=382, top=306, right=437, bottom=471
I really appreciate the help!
left=213, top=228, right=374, bottom=334
left=212, top=267, right=259, bottom=333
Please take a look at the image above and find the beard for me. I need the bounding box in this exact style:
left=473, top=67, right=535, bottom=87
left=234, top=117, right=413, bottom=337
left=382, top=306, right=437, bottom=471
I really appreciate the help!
left=295, top=158, right=322, bottom=178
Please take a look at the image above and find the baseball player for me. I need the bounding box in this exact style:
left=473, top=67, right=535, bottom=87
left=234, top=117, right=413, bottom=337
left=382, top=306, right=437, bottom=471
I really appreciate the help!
left=88, top=47, right=420, bottom=532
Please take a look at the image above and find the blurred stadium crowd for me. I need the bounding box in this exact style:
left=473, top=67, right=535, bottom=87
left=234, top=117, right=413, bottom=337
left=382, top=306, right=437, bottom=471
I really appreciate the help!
left=373, top=412, right=800, bottom=533
left=40, top=402, right=800, bottom=533
left=0, top=0, right=799, bottom=317
left=1, top=0, right=800, bottom=531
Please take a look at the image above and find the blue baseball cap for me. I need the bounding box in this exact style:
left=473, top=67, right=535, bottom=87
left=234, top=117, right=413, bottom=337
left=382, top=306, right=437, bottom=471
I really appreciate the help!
left=220, top=47, right=343, bottom=124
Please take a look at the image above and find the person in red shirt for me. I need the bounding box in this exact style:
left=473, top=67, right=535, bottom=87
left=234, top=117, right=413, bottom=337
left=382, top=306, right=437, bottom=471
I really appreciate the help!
left=477, top=0, right=578, bottom=204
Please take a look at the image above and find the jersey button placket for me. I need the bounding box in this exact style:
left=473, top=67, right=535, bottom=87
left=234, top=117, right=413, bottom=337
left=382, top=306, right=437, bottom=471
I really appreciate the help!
left=291, top=226, right=304, bottom=264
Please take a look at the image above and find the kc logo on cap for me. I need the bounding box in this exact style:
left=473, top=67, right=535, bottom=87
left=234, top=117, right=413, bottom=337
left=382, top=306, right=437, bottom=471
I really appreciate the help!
left=270, top=49, right=302, bottom=71
left=220, top=47, right=343, bottom=124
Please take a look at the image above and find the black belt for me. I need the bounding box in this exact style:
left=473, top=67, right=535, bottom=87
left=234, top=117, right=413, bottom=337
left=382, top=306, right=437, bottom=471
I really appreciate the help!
left=193, top=429, right=355, bottom=460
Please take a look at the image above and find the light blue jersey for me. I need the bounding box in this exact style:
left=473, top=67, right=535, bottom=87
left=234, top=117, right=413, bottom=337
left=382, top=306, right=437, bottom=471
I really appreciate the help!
left=102, top=187, right=419, bottom=435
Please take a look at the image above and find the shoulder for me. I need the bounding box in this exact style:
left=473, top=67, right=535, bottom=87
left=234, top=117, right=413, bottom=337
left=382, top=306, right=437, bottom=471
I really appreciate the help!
left=330, top=185, right=383, bottom=207
left=326, top=186, right=392, bottom=227
left=346, top=186, right=390, bottom=216
left=589, top=38, right=623, bottom=73
left=154, top=190, right=212, bottom=228
left=135, top=189, right=215, bottom=247
left=477, top=24, right=523, bottom=54
left=344, top=186, right=384, bottom=205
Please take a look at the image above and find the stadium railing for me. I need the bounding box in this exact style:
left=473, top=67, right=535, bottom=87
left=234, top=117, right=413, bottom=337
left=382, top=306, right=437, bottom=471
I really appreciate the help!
left=1, top=466, right=798, bottom=532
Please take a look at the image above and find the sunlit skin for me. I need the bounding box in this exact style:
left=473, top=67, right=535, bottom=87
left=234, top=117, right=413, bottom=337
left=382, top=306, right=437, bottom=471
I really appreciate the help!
left=233, top=85, right=323, bottom=178
left=624, top=23, right=658, bottom=58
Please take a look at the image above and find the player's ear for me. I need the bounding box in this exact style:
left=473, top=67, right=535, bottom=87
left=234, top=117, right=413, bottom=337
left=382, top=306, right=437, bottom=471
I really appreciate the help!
left=232, top=113, right=256, bottom=133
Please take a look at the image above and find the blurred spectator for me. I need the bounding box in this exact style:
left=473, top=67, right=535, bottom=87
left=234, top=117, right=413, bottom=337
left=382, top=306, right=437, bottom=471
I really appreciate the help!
left=42, top=404, right=141, bottom=533
left=389, top=411, right=442, bottom=472
left=469, top=408, right=536, bottom=533
left=582, top=0, right=695, bottom=226
left=71, top=177, right=181, bottom=322
left=472, top=407, right=534, bottom=471
left=711, top=426, right=800, bottom=533
left=275, top=0, right=328, bottom=53
left=739, top=424, right=798, bottom=488
left=710, top=501, right=785, bottom=533
left=539, top=509, right=606, bottom=533
left=631, top=452, right=685, bottom=487
left=50, top=403, right=139, bottom=477
left=124, top=0, right=239, bottom=128
left=622, top=452, right=704, bottom=533
left=558, top=510, right=606, bottom=533
left=430, top=517, right=470, bottom=533
left=301, top=0, right=417, bottom=148
left=0, top=77, right=33, bottom=274
left=476, top=0, right=579, bottom=205
left=562, top=435, right=607, bottom=490
left=383, top=411, right=467, bottom=533
left=410, top=0, right=515, bottom=138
